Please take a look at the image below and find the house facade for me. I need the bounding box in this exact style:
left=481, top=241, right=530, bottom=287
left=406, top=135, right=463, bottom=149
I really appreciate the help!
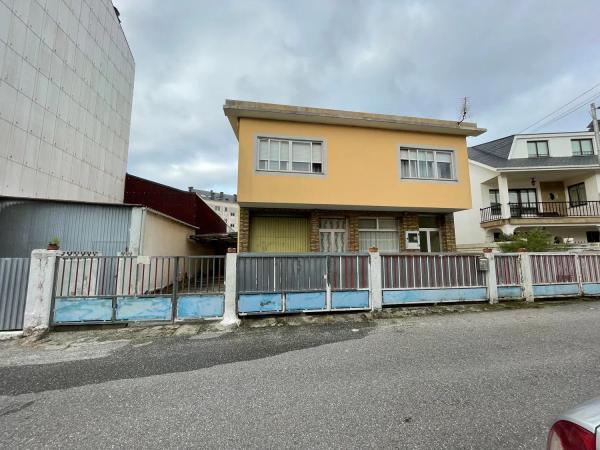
left=454, top=131, right=600, bottom=250
left=225, top=100, right=485, bottom=253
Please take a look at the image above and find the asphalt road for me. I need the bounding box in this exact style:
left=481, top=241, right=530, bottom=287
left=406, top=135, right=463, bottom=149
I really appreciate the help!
left=2, top=301, right=600, bottom=449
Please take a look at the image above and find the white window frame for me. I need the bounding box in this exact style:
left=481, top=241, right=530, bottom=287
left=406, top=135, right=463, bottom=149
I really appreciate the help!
left=256, top=137, right=325, bottom=175
left=527, top=140, right=549, bottom=158
left=319, top=217, right=347, bottom=252
left=399, top=147, right=456, bottom=181
left=571, top=138, right=594, bottom=156
left=357, top=217, right=399, bottom=252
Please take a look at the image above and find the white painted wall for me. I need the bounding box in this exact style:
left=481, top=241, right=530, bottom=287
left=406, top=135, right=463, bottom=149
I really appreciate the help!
left=453, top=162, right=497, bottom=245
left=509, top=132, right=597, bottom=159
left=0, top=0, right=134, bottom=202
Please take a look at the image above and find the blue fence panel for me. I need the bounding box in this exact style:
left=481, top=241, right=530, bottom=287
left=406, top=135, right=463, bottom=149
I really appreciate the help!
left=383, top=287, right=487, bottom=304
left=116, top=297, right=172, bottom=321
left=177, top=295, right=224, bottom=319
left=286, top=292, right=326, bottom=311
left=239, top=293, right=282, bottom=314
left=53, top=298, right=113, bottom=323
left=332, top=291, right=369, bottom=309
left=498, top=286, right=522, bottom=300
left=532, top=284, right=580, bottom=298
left=582, top=283, right=600, bottom=296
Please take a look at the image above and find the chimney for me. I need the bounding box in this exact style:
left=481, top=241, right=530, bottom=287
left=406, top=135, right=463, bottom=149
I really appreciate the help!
left=188, top=186, right=193, bottom=192
left=210, top=190, right=214, bottom=200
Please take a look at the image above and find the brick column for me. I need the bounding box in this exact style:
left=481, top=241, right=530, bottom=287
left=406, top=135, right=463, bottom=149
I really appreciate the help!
left=402, top=212, right=420, bottom=252
left=238, top=207, right=250, bottom=252
left=309, top=210, right=320, bottom=252
left=441, top=213, right=456, bottom=252
left=348, top=215, right=359, bottom=252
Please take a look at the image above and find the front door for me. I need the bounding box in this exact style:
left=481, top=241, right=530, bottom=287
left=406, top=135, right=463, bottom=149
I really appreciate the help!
left=419, top=228, right=442, bottom=252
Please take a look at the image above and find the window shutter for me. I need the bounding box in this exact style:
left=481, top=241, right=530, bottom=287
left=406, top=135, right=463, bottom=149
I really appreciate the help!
left=312, top=143, right=322, bottom=163
left=259, top=139, right=268, bottom=160
left=292, top=142, right=311, bottom=162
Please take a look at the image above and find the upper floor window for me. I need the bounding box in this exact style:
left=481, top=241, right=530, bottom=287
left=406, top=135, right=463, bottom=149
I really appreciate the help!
left=257, top=138, right=323, bottom=174
left=214, top=206, right=221, bottom=211
left=571, top=139, right=594, bottom=156
left=527, top=140, right=549, bottom=157
left=400, top=148, right=455, bottom=180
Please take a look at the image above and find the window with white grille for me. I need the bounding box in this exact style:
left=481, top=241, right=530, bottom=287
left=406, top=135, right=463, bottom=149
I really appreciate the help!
left=257, top=138, right=324, bottom=174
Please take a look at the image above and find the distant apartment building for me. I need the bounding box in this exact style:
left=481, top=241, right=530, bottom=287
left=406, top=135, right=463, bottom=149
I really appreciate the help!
left=0, top=0, right=134, bottom=202
left=194, top=189, right=238, bottom=232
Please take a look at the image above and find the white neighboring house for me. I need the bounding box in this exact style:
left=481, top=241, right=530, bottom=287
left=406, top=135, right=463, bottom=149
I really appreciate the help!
left=193, top=189, right=238, bottom=232
left=0, top=0, right=134, bottom=203
left=454, top=130, right=600, bottom=251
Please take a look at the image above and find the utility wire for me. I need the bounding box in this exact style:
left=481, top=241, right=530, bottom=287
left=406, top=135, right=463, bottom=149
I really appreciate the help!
left=529, top=91, right=600, bottom=133
left=518, top=80, right=600, bottom=133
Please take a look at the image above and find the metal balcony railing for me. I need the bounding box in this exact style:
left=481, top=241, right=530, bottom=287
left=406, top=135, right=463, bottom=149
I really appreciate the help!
left=480, top=201, right=600, bottom=223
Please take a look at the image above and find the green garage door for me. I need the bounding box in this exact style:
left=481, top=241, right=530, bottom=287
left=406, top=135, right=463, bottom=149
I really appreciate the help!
left=249, top=217, right=310, bottom=253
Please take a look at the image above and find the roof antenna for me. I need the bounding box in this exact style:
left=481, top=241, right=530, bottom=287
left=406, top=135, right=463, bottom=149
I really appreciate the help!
left=457, top=97, right=470, bottom=126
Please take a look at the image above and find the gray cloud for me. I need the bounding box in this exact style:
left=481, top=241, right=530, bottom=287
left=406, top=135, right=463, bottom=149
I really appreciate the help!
left=115, top=0, right=600, bottom=193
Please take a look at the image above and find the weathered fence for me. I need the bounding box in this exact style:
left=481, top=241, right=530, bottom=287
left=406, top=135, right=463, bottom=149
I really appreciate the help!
left=495, top=254, right=522, bottom=300
left=237, top=253, right=370, bottom=314
left=530, top=253, right=579, bottom=298
left=381, top=253, right=487, bottom=304
left=0, top=258, right=30, bottom=331
left=51, top=254, right=225, bottom=325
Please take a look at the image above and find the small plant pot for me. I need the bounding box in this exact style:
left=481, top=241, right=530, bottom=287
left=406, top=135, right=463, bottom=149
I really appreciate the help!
left=482, top=247, right=493, bottom=253
left=47, top=243, right=59, bottom=250
left=517, top=247, right=528, bottom=252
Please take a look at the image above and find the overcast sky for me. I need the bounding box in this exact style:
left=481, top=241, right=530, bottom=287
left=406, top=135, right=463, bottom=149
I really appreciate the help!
left=114, top=0, right=600, bottom=194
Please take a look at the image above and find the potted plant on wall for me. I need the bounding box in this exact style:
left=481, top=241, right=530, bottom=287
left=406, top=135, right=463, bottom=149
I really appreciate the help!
left=47, top=237, right=60, bottom=251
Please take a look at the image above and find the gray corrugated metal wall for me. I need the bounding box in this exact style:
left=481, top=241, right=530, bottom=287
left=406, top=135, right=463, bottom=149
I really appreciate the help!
left=0, top=200, right=133, bottom=257
left=0, top=258, right=30, bottom=330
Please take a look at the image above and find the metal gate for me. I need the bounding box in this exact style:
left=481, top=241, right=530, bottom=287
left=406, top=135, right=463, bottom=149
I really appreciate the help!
left=50, top=254, right=226, bottom=325
left=0, top=258, right=30, bottom=331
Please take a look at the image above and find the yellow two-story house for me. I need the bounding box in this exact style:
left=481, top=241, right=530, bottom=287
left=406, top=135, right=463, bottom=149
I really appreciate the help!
left=224, top=100, right=486, bottom=253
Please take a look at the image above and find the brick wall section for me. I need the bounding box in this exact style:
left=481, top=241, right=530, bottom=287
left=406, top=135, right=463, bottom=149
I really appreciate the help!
left=441, top=213, right=456, bottom=252
left=400, top=212, right=420, bottom=251
left=309, top=210, right=320, bottom=252
left=348, top=216, right=360, bottom=252
left=238, top=207, right=250, bottom=252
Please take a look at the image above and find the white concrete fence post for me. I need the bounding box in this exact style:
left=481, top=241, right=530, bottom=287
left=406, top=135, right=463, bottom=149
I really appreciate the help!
left=484, top=252, right=498, bottom=304
left=221, top=248, right=240, bottom=327
left=23, top=249, right=61, bottom=335
left=519, top=252, right=535, bottom=302
left=369, top=247, right=383, bottom=311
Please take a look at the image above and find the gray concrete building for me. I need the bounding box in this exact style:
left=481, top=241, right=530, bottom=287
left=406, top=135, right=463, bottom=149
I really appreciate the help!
left=0, top=0, right=134, bottom=202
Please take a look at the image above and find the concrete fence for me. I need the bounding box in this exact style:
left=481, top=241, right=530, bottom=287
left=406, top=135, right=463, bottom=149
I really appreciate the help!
left=16, top=249, right=600, bottom=335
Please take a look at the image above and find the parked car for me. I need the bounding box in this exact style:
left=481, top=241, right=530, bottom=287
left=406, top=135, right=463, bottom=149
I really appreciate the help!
left=548, top=397, right=600, bottom=449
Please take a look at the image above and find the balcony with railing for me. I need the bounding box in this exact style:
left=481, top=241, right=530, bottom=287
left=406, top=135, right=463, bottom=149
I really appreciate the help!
left=480, top=201, right=600, bottom=223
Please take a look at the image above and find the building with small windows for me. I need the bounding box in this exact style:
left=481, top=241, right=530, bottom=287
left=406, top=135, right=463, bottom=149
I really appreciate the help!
left=224, top=100, right=486, bottom=253
left=194, top=189, right=238, bottom=232
left=454, top=130, right=600, bottom=250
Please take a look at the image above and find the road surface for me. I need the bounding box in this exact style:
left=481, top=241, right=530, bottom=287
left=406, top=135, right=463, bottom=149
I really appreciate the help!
left=1, top=301, right=600, bottom=449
